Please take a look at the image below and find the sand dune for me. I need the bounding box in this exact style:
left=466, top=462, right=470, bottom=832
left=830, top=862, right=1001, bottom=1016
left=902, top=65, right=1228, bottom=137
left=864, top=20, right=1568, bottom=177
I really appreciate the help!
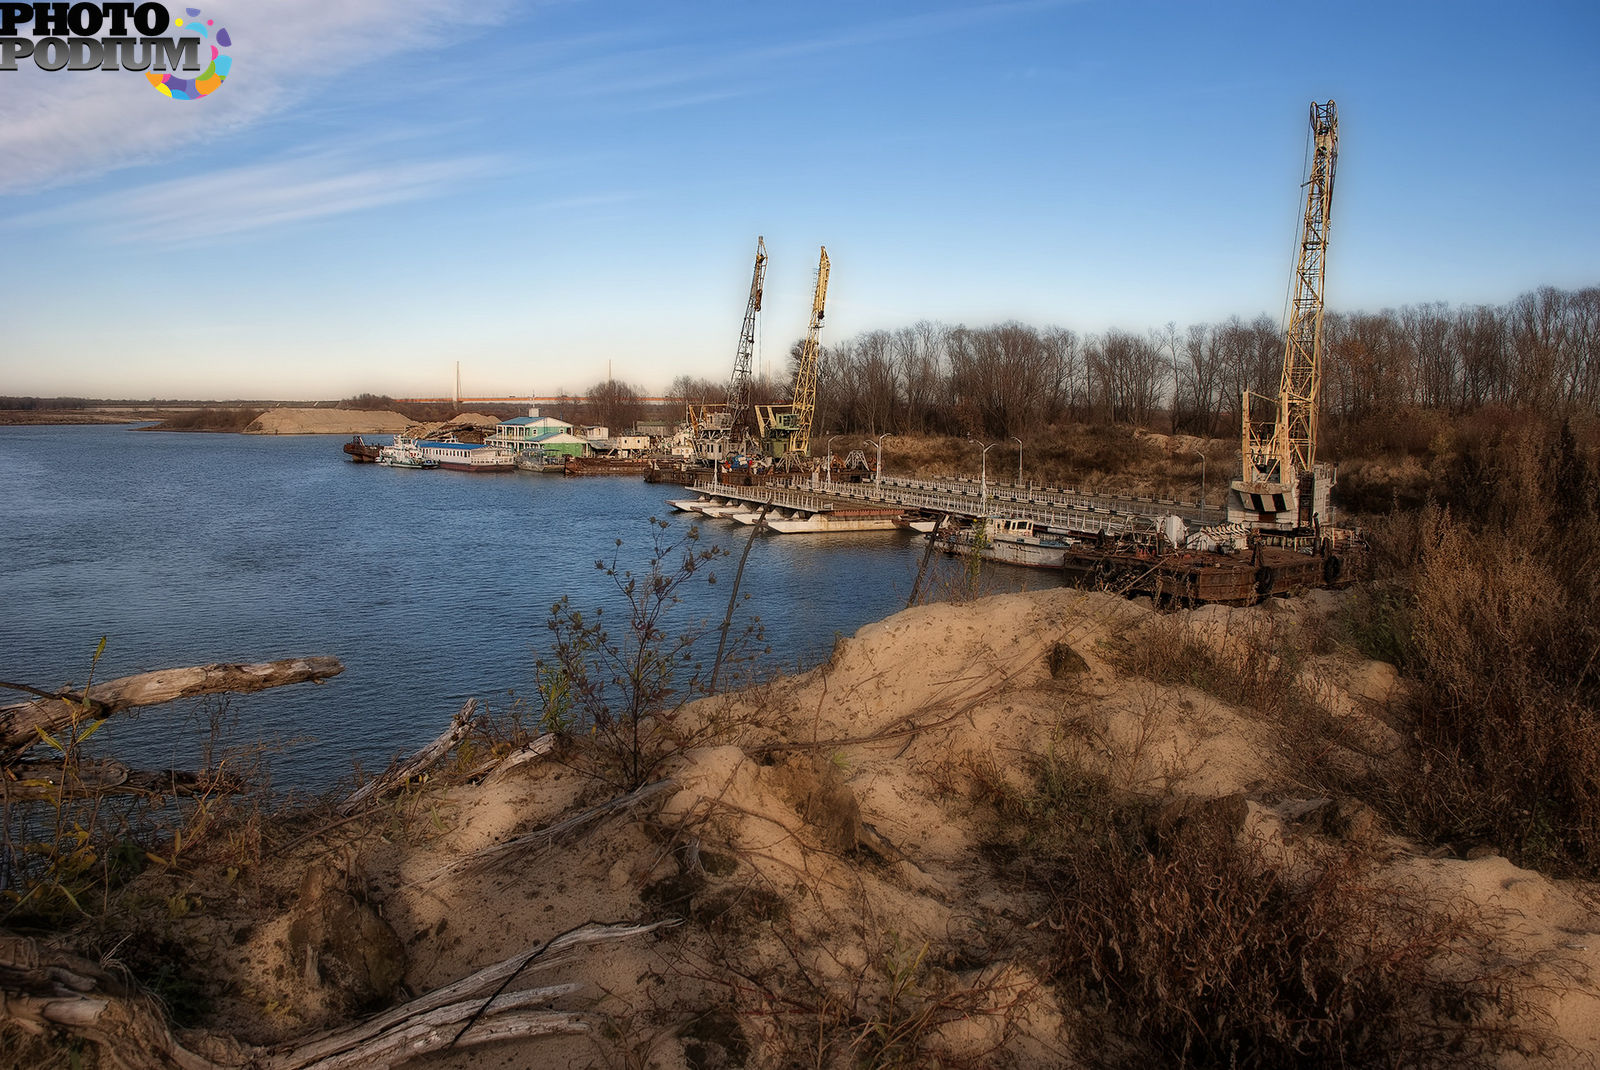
left=244, top=407, right=412, bottom=434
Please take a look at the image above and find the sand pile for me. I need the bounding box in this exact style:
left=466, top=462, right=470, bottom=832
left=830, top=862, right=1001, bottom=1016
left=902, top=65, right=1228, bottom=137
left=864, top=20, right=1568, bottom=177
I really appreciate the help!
left=244, top=407, right=412, bottom=434
left=58, top=589, right=1600, bottom=1067
left=405, top=412, right=507, bottom=439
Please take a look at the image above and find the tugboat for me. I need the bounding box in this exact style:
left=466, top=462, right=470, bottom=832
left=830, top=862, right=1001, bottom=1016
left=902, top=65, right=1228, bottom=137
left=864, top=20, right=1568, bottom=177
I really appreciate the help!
left=935, top=517, right=1078, bottom=569
left=377, top=437, right=439, bottom=469
left=342, top=435, right=382, bottom=463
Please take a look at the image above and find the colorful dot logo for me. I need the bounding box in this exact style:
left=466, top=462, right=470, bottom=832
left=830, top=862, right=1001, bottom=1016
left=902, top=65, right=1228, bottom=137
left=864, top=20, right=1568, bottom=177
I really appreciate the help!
left=147, top=8, right=232, bottom=100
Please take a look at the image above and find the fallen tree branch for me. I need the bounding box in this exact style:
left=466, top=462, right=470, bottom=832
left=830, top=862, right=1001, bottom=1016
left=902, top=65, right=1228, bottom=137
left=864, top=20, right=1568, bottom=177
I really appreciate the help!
left=411, top=779, right=677, bottom=888
left=2, top=657, right=345, bottom=760
left=1, top=921, right=671, bottom=1070
left=486, top=733, right=558, bottom=783
left=339, top=700, right=477, bottom=815
left=1, top=759, right=242, bottom=802
left=0, top=933, right=221, bottom=1070
left=275, top=1008, right=588, bottom=1070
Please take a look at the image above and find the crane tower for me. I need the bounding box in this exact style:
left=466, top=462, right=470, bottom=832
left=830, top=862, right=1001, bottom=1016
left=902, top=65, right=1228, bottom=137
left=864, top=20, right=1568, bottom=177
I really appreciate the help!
left=1228, top=101, right=1338, bottom=531
left=725, top=236, right=768, bottom=439
left=690, top=237, right=768, bottom=463
left=756, top=246, right=829, bottom=458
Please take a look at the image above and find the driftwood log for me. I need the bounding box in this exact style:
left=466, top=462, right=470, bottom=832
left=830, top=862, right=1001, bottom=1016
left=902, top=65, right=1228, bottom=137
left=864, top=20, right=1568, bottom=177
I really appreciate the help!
left=1, top=657, right=345, bottom=760
left=339, top=699, right=478, bottom=815
left=0, top=921, right=669, bottom=1069
left=1, top=758, right=240, bottom=802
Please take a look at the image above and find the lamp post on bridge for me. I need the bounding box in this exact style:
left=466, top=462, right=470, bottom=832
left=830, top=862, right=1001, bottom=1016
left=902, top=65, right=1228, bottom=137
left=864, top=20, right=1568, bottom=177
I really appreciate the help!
left=1011, top=436, right=1024, bottom=489
left=867, top=431, right=893, bottom=487
left=827, top=434, right=841, bottom=488
left=969, top=438, right=995, bottom=508
left=1194, top=449, right=1206, bottom=526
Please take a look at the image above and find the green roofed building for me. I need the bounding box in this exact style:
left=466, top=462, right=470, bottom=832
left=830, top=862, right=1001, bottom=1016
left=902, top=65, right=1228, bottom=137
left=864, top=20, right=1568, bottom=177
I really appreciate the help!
left=489, top=413, right=575, bottom=453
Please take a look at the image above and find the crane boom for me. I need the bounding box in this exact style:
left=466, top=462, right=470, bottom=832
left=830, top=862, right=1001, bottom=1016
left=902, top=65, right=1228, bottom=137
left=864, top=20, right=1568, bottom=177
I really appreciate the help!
left=790, top=246, right=829, bottom=457
left=1279, top=100, right=1337, bottom=474
left=726, top=236, right=768, bottom=438
left=754, top=245, right=829, bottom=459
left=1227, top=100, right=1339, bottom=531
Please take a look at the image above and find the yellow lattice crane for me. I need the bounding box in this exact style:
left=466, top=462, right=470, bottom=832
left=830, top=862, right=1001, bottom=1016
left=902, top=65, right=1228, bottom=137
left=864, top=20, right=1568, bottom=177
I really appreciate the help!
left=756, top=245, right=829, bottom=458
left=1227, top=101, right=1338, bottom=531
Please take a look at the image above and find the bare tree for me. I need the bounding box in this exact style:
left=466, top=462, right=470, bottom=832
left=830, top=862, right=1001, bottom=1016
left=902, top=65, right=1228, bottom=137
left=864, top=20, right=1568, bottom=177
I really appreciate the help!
left=585, top=379, right=644, bottom=431
left=742, top=284, right=1599, bottom=438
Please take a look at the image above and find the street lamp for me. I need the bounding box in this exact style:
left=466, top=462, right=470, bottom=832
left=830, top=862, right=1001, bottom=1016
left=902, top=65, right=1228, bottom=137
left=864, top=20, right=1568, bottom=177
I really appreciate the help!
left=1193, top=449, right=1206, bottom=526
left=867, top=431, right=894, bottom=487
left=1011, top=436, right=1024, bottom=488
left=969, top=438, right=995, bottom=506
left=827, top=434, right=841, bottom=487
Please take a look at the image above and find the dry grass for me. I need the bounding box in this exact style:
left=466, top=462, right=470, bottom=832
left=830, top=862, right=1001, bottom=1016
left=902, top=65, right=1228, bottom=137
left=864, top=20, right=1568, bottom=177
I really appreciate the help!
left=883, top=425, right=1212, bottom=501
left=1401, top=504, right=1600, bottom=874
left=969, top=755, right=1554, bottom=1069
left=1104, top=610, right=1373, bottom=800
left=1329, top=420, right=1600, bottom=875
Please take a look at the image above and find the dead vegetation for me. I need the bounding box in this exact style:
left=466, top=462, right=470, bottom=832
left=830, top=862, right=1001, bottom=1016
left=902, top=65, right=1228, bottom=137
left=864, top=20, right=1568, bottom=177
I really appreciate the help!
left=971, top=753, right=1554, bottom=1068
left=1351, top=420, right=1600, bottom=876
left=882, top=425, right=1213, bottom=504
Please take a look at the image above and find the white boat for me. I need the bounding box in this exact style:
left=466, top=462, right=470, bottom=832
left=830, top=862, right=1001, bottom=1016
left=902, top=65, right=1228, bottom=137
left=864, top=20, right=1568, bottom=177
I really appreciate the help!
left=378, top=437, right=438, bottom=469
left=936, top=518, right=1077, bottom=568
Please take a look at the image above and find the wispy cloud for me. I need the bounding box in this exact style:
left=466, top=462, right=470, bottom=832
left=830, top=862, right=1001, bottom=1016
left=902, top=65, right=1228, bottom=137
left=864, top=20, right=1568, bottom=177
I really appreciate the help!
left=0, top=0, right=515, bottom=194
left=521, top=0, right=1072, bottom=105
left=11, top=147, right=503, bottom=243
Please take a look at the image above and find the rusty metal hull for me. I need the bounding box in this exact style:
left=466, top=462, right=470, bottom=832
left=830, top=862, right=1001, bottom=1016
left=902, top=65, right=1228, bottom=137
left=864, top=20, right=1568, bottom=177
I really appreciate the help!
left=1061, top=545, right=1345, bottom=605
left=342, top=436, right=381, bottom=463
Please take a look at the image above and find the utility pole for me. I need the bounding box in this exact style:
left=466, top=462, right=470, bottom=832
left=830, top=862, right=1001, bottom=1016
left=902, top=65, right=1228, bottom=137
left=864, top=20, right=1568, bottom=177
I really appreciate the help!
left=869, top=431, right=893, bottom=487
left=970, top=438, right=995, bottom=508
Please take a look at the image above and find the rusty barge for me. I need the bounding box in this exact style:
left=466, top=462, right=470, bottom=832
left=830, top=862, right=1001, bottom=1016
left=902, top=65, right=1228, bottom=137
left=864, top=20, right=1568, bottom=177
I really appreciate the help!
left=1055, top=534, right=1359, bottom=607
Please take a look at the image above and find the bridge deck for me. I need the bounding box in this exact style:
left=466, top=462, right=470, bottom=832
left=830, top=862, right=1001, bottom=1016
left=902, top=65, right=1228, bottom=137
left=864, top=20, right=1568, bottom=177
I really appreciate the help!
left=683, top=474, right=1205, bottom=536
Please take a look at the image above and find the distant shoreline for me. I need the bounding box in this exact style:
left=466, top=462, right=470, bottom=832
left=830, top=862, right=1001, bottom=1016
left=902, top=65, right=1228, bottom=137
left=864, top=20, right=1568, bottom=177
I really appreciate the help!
left=0, top=409, right=158, bottom=426
left=0, top=407, right=414, bottom=435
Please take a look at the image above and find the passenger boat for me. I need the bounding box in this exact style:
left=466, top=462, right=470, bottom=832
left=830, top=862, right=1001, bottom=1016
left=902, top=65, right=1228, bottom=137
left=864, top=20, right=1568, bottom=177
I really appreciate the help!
left=416, top=440, right=516, bottom=472
left=935, top=517, right=1077, bottom=569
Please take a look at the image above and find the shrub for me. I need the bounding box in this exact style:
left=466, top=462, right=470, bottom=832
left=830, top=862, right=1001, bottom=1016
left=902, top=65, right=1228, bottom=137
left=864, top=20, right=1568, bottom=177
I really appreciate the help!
left=975, top=759, right=1545, bottom=1068
left=1405, top=507, right=1600, bottom=872
left=535, top=519, right=762, bottom=789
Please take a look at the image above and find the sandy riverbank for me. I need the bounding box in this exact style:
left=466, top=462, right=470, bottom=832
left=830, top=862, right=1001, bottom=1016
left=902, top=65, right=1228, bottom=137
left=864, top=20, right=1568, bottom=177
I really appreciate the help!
left=15, top=585, right=1592, bottom=1069
left=0, top=409, right=160, bottom=425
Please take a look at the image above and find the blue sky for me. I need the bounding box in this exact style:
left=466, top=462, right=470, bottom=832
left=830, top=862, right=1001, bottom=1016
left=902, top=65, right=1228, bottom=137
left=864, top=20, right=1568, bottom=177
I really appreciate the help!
left=2, top=0, right=1596, bottom=399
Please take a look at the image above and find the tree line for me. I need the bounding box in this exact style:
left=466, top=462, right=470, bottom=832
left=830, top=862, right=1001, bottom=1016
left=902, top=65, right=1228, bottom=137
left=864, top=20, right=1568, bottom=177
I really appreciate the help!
left=792, top=285, right=1598, bottom=439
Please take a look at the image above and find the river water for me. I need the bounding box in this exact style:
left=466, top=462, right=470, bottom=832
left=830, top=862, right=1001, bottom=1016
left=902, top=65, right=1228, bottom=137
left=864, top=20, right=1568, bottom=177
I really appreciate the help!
left=1, top=425, right=1062, bottom=787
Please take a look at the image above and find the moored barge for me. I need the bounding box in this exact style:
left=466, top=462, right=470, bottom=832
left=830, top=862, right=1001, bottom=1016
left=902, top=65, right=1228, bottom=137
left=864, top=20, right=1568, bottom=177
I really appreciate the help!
left=342, top=435, right=381, bottom=463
